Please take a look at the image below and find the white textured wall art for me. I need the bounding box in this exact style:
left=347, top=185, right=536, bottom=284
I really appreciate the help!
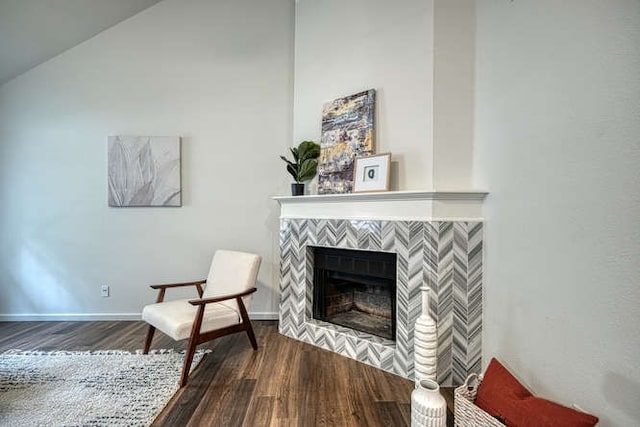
left=108, top=136, right=181, bottom=207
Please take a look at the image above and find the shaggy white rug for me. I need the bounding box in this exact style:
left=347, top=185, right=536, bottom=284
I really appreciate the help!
left=0, top=349, right=208, bottom=427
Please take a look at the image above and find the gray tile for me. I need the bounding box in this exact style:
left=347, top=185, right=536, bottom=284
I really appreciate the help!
left=278, top=218, right=483, bottom=386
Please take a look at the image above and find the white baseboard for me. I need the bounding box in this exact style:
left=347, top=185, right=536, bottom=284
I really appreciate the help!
left=249, top=312, right=279, bottom=320
left=0, top=312, right=280, bottom=322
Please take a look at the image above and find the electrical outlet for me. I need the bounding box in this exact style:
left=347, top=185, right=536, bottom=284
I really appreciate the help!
left=101, top=285, right=110, bottom=297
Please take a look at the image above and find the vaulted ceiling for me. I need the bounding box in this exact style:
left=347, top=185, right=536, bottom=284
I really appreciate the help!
left=0, top=0, right=163, bottom=86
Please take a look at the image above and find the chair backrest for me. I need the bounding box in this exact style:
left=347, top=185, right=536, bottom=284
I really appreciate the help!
left=203, top=250, right=262, bottom=308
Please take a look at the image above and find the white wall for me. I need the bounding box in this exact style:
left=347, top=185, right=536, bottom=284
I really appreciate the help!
left=294, top=0, right=435, bottom=191
left=433, top=0, right=475, bottom=190
left=474, top=1, right=640, bottom=425
left=0, top=0, right=294, bottom=319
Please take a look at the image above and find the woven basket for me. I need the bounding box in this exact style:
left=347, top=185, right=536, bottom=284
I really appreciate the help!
left=454, top=373, right=505, bottom=427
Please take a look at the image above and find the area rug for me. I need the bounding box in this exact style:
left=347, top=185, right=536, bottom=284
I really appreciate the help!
left=0, top=349, right=208, bottom=427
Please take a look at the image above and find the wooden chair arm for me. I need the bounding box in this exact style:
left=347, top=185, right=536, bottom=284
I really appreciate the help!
left=150, top=279, right=207, bottom=303
left=188, top=287, right=257, bottom=306
left=150, top=280, right=206, bottom=290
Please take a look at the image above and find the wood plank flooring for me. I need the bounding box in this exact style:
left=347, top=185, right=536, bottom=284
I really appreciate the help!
left=0, top=320, right=454, bottom=426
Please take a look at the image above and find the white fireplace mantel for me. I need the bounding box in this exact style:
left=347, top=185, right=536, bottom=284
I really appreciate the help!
left=273, top=190, right=488, bottom=220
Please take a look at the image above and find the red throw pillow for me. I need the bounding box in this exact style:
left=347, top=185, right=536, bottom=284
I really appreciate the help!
left=474, top=358, right=598, bottom=427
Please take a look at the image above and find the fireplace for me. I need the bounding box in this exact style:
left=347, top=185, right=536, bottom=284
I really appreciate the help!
left=312, top=247, right=396, bottom=340
left=275, top=190, right=486, bottom=385
left=278, top=217, right=484, bottom=384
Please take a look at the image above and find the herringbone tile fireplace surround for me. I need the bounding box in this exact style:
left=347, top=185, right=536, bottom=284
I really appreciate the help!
left=275, top=191, right=485, bottom=386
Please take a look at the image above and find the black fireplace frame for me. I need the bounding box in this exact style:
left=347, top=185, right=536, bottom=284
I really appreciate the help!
left=312, top=246, right=397, bottom=341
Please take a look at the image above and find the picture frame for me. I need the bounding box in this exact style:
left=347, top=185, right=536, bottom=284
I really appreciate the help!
left=352, top=153, right=391, bottom=193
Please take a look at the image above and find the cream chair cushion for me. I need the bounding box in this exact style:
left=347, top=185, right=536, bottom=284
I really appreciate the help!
left=142, top=299, right=240, bottom=341
left=203, top=250, right=261, bottom=311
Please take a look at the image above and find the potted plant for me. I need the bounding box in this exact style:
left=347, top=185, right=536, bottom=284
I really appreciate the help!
left=280, top=140, right=321, bottom=196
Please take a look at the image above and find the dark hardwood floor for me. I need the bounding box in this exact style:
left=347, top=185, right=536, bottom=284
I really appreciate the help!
left=0, top=320, right=454, bottom=426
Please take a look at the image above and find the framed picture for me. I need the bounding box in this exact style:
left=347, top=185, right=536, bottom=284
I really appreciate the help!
left=352, top=153, right=391, bottom=193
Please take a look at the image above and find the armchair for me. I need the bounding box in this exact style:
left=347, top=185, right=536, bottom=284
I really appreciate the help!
left=141, top=250, right=262, bottom=387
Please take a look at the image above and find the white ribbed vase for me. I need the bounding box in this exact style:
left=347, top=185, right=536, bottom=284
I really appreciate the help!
left=411, top=378, right=447, bottom=427
left=414, top=286, right=437, bottom=385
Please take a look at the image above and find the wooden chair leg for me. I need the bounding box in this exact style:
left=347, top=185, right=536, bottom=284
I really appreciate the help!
left=180, top=335, right=199, bottom=387
left=143, top=325, right=156, bottom=354
left=180, top=303, right=205, bottom=387
left=245, top=321, right=258, bottom=350
left=236, top=296, right=258, bottom=350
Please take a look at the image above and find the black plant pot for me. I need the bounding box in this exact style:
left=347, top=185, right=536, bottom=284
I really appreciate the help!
left=291, top=183, right=305, bottom=196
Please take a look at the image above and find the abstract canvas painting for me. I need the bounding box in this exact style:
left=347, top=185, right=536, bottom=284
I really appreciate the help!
left=318, top=89, right=375, bottom=194
left=108, top=136, right=181, bottom=207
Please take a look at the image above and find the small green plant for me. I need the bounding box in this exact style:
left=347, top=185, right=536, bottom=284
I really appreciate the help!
left=280, top=140, right=321, bottom=183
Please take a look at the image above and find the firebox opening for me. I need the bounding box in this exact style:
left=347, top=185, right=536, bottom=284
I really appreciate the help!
left=312, top=247, right=396, bottom=340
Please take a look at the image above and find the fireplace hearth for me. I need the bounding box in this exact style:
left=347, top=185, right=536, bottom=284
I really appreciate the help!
left=312, top=247, right=396, bottom=340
